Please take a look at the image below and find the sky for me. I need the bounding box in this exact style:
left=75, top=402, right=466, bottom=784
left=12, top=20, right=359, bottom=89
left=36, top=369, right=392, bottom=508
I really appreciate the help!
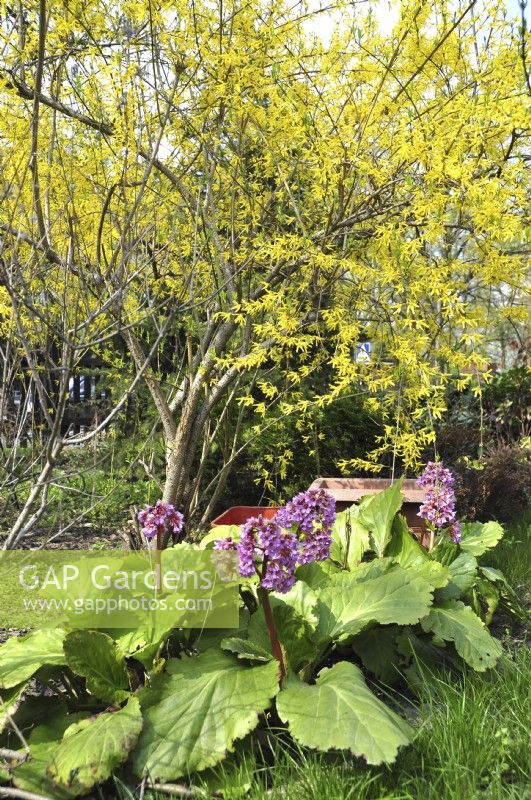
left=304, top=0, right=530, bottom=41
left=507, top=0, right=530, bottom=22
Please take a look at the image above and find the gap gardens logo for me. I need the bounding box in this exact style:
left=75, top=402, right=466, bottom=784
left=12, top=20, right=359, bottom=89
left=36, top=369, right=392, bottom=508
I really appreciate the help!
left=0, top=545, right=239, bottom=629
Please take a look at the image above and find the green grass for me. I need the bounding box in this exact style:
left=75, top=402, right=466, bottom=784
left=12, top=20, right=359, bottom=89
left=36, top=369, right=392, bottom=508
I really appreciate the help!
left=128, top=649, right=530, bottom=800
left=482, top=513, right=531, bottom=596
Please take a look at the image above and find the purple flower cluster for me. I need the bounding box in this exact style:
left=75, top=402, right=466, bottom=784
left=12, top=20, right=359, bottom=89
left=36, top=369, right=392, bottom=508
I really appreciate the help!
left=137, top=500, right=184, bottom=541
left=214, top=489, right=335, bottom=593
left=417, top=462, right=461, bottom=543
left=214, top=537, right=237, bottom=551
left=220, top=516, right=299, bottom=593
left=449, top=521, right=461, bottom=544
left=276, top=488, right=335, bottom=564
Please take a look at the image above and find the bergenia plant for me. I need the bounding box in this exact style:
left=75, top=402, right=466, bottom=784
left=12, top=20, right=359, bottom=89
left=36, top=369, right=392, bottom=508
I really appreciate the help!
left=0, top=481, right=511, bottom=794
left=417, top=461, right=461, bottom=545
left=215, top=488, right=335, bottom=678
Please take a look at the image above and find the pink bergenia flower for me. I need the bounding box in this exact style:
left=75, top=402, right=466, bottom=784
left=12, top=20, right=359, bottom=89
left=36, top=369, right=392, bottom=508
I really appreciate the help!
left=276, top=488, right=335, bottom=565
left=417, top=462, right=461, bottom=542
left=214, top=489, right=335, bottom=593
left=137, top=500, right=184, bottom=541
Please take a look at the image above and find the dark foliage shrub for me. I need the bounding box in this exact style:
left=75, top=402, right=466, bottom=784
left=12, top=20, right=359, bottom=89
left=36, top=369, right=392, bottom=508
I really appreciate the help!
left=443, top=367, right=530, bottom=449
left=483, top=366, right=530, bottom=443
left=218, top=395, right=385, bottom=510
left=436, top=424, right=483, bottom=463
left=453, top=444, right=531, bottom=523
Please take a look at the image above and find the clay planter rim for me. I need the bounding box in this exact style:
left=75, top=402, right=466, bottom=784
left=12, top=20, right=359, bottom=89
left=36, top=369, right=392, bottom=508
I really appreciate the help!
left=309, top=476, right=427, bottom=504
left=210, top=505, right=281, bottom=528
left=309, top=476, right=431, bottom=549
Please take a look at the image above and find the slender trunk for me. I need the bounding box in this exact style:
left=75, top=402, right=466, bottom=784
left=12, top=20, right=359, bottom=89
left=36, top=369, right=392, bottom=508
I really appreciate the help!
left=162, top=445, right=182, bottom=505
left=188, top=417, right=211, bottom=517
left=161, top=416, right=203, bottom=543
left=3, top=440, right=63, bottom=548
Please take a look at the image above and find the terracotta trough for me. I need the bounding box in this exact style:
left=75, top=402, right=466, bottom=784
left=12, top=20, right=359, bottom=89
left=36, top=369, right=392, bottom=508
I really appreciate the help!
left=309, top=477, right=430, bottom=548
left=210, top=506, right=280, bottom=527
left=209, top=478, right=430, bottom=548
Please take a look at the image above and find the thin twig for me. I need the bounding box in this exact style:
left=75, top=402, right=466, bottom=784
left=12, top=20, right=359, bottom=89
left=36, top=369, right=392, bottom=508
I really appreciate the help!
left=138, top=776, right=147, bottom=800
left=0, top=696, right=30, bottom=754
left=0, top=749, right=27, bottom=763
left=148, top=783, right=206, bottom=798
left=392, top=0, right=477, bottom=102
left=29, top=0, right=49, bottom=247
left=0, top=787, right=54, bottom=800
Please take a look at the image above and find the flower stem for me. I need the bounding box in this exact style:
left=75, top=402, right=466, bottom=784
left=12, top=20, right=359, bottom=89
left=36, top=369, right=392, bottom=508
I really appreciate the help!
left=257, top=586, right=286, bottom=682
left=155, top=528, right=162, bottom=593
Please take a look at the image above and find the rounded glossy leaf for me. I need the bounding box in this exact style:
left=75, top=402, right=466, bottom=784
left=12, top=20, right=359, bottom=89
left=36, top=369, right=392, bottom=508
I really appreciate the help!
left=47, top=697, right=142, bottom=794
left=133, top=649, right=280, bottom=781
left=64, top=630, right=130, bottom=703
left=0, top=629, right=66, bottom=689
left=277, top=661, right=413, bottom=764
left=421, top=600, right=502, bottom=671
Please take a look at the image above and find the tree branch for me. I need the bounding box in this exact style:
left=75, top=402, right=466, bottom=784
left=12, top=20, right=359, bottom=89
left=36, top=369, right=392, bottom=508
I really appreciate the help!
left=29, top=0, right=49, bottom=248
left=3, top=74, right=196, bottom=209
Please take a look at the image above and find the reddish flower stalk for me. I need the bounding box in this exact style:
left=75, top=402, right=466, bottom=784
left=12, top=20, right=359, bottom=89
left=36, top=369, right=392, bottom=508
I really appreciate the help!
left=257, top=586, right=286, bottom=682
left=213, top=488, right=336, bottom=677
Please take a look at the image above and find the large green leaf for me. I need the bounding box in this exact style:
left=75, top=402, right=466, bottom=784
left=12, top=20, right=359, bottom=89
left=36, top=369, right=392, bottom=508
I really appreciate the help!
left=479, top=566, right=505, bottom=582
left=421, top=600, right=502, bottom=671
left=358, top=478, right=404, bottom=557
left=277, top=661, right=413, bottom=764
left=112, top=619, right=176, bottom=667
left=459, top=521, right=504, bottom=556
left=386, top=515, right=449, bottom=589
left=13, top=712, right=89, bottom=799
left=330, top=509, right=370, bottom=569
left=296, top=560, right=341, bottom=589
left=415, top=561, right=451, bottom=590
left=221, top=637, right=272, bottom=662
left=15, top=741, right=74, bottom=799
left=63, top=630, right=130, bottom=704
left=47, top=697, right=142, bottom=794
left=0, top=629, right=66, bottom=689
left=133, top=649, right=279, bottom=781
left=272, top=579, right=319, bottom=630
left=436, top=553, right=477, bottom=601
left=350, top=626, right=402, bottom=684
left=314, top=563, right=433, bottom=644
left=386, top=515, right=424, bottom=559
left=347, top=557, right=397, bottom=581
left=0, top=681, right=28, bottom=733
